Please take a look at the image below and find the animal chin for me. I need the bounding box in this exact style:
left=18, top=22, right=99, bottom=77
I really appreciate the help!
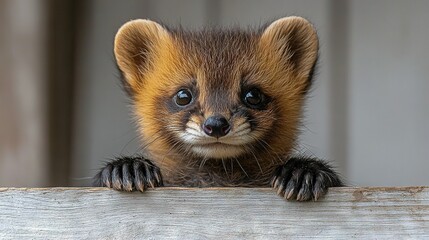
left=191, top=143, right=245, bottom=159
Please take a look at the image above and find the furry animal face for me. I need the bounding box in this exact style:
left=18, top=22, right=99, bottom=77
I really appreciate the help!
left=114, top=17, right=318, bottom=163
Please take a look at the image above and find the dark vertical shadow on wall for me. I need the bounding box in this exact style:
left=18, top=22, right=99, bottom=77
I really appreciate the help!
left=329, top=0, right=349, bottom=178
left=46, top=0, right=85, bottom=186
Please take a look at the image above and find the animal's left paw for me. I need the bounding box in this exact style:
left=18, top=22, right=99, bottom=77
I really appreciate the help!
left=271, top=157, right=343, bottom=201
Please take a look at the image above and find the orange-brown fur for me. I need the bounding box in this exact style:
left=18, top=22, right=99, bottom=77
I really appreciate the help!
left=114, top=17, right=318, bottom=187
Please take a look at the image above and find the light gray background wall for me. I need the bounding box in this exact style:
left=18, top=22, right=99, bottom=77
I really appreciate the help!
left=0, top=0, right=49, bottom=186
left=348, top=0, right=429, bottom=186
left=71, top=0, right=429, bottom=187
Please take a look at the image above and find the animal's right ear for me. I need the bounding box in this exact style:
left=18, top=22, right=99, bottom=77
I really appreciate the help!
left=114, top=19, right=170, bottom=93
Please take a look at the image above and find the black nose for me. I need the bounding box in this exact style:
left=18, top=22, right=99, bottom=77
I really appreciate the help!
left=203, top=115, right=231, bottom=138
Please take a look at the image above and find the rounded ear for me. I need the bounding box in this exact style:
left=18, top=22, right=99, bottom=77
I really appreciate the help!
left=260, top=16, right=319, bottom=80
left=114, top=19, right=170, bottom=93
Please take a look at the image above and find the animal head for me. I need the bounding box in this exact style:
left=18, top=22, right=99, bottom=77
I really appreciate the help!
left=114, top=16, right=318, bottom=161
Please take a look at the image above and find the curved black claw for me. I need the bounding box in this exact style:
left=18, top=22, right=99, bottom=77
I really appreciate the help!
left=93, top=156, right=163, bottom=192
left=271, top=157, right=343, bottom=201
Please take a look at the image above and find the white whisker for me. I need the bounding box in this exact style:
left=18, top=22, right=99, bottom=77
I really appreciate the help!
left=233, top=123, right=251, bottom=133
left=186, top=128, right=203, bottom=136
left=232, top=129, right=252, bottom=137
left=235, top=159, right=249, bottom=177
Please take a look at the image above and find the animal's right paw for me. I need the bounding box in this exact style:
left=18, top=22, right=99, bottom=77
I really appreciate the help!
left=94, top=156, right=163, bottom=192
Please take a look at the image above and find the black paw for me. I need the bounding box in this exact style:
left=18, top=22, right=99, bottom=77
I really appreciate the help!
left=93, top=156, right=163, bottom=192
left=271, top=157, right=343, bottom=201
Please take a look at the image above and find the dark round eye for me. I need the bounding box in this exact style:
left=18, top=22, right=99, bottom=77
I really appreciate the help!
left=243, top=88, right=266, bottom=108
left=175, top=89, right=193, bottom=106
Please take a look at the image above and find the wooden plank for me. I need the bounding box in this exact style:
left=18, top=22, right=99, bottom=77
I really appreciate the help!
left=0, top=187, right=428, bottom=239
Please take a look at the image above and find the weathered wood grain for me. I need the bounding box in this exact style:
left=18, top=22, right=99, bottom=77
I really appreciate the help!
left=0, top=187, right=428, bottom=239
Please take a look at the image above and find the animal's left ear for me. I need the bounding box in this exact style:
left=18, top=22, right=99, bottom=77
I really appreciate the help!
left=260, top=16, right=319, bottom=81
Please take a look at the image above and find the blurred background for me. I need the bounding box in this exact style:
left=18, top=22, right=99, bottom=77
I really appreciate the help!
left=1, top=0, right=428, bottom=187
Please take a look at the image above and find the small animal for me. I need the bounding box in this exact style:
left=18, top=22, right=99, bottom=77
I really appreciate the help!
left=94, top=16, right=343, bottom=201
